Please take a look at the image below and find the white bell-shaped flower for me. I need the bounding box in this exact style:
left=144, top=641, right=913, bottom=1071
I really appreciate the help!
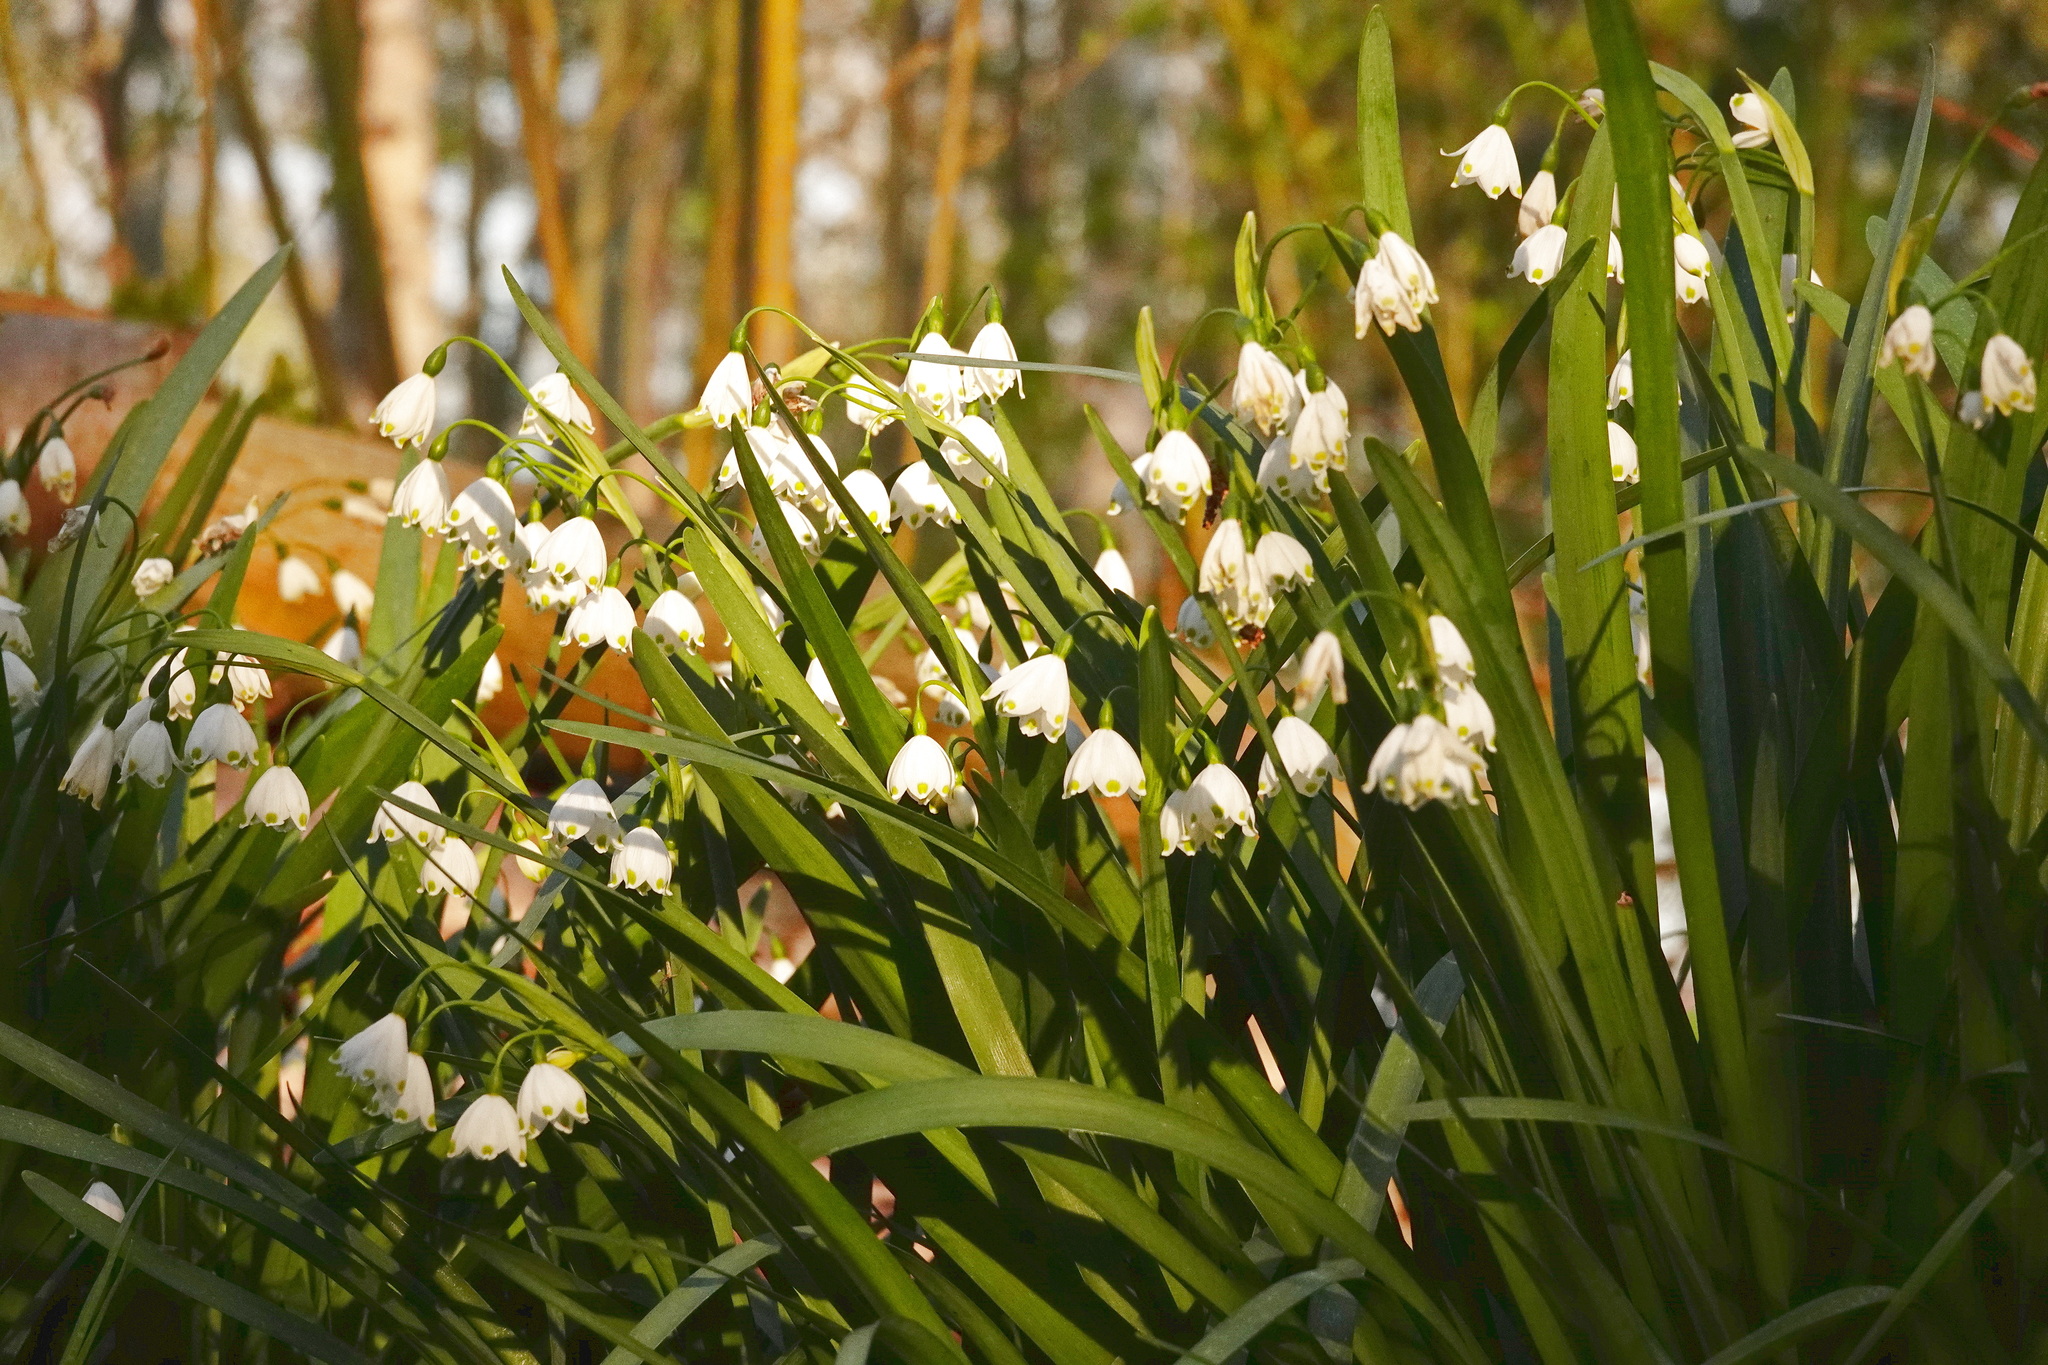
left=37, top=437, right=76, bottom=502
left=322, top=625, right=363, bottom=666
left=184, top=702, right=258, bottom=769
left=1292, top=378, right=1349, bottom=472
left=696, top=350, right=754, bottom=426
left=1607, top=421, right=1640, bottom=484
left=82, top=1181, right=126, bottom=1222
left=447, top=477, right=518, bottom=570
left=331, top=569, right=376, bottom=620
left=1607, top=350, right=1634, bottom=409
left=1367, top=713, right=1485, bottom=808
left=373, top=371, right=437, bottom=446
left=1282, top=630, right=1348, bottom=707
left=131, top=557, right=175, bottom=597
left=451, top=1093, right=527, bottom=1164
left=1063, top=727, right=1144, bottom=799
left=982, top=652, right=1070, bottom=740
left=59, top=720, right=117, bottom=808
left=806, top=657, right=845, bottom=723
left=389, top=459, right=451, bottom=530
left=609, top=825, right=674, bottom=893
left=222, top=655, right=271, bottom=710
left=940, top=414, right=1009, bottom=488
left=511, top=521, right=550, bottom=577
left=1257, top=433, right=1327, bottom=503
left=1257, top=715, right=1341, bottom=798
left=121, top=721, right=176, bottom=786
left=1173, top=596, right=1216, bottom=648
left=1254, top=532, right=1314, bottom=593
left=563, top=585, right=637, bottom=654
left=1510, top=224, right=1569, bottom=285
left=1160, top=787, right=1212, bottom=855
left=1606, top=233, right=1625, bottom=282
left=1355, top=254, right=1419, bottom=337
left=516, top=1061, right=590, bottom=1135
left=844, top=374, right=901, bottom=433
left=1140, top=430, right=1212, bottom=522
left=1093, top=548, right=1135, bottom=598
left=1518, top=169, right=1558, bottom=237
left=334, top=1013, right=410, bottom=1089
left=419, top=839, right=482, bottom=899
left=1675, top=262, right=1708, bottom=307
left=751, top=499, right=822, bottom=562
left=831, top=468, right=894, bottom=532
left=0, top=480, right=27, bottom=536
left=1427, top=615, right=1476, bottom=687
left=477, top=652, right=505, bottom=705
left=386, top=1052, right=438, bottom=1129
left=1879, top=305, right=1935, bottom=379
left=1441, top=681, right=1497, bottom=751
left=549, top=777, right=623, bottom=851
left=1107, top=453, right=1149, bottom=518
left=1673, top=231, right=1713, bottom=280
left=1231, top=342, right=1300, bottom=438
left=1728, top=92, right=1772, bottom=149
left=967, top=321, right=1022, bottom=399
left=1444, top=123, right=1522, bottom=198
left=905, top=332, right=969, bottom=420
left=756, top=588, right=787, bottom=633
left=946, top=784, right=979, bottom=830
left=890, top=461, right=959, bottom=528
left=371, top=780, right=444, bottom=848
left=1982, top=334, right=2037, bottom=417
left=539, top=516, right=607, bottom=594
left=643, top=590, right=706, bottom=654
left=110, top=696, right=151, bottom=763
left=277, top=554, right=324, bottom=602
left=1375, top=232, right=1438, bottom=315
left=520, top=371, right=595, bottom=437
left=1198, top=518, right=1252, bottom=595
left=244, top=764, right=311, bottom=833
left=1192, top=761, right=1258, bottom=837
left=4, top=649, right=41, bottom=709
left=1960, top=391, right=1989, bottom=430
left=887, top=733, right=959, bottom=809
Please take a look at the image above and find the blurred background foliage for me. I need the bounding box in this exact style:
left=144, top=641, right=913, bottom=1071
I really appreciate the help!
left=0, top=0, right=2043, bottom=547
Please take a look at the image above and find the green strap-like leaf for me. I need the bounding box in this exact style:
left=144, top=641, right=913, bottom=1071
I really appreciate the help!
left=599, top=1240, right=780, bottom=1365
left=1171, top=1259, right=1365, bottom=1365
left=1698, top=1287, right=1895, bottom=1365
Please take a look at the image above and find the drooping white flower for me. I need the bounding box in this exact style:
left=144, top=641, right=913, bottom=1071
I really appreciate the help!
left=1982, top=334, right=2037, bottom=417
left=905, top=332, right=969, bottom=421
left=1173, top=596, right=1216, bottom=648
left=751, top=499, right=822, bottom=562
left=1355, top=254, right=1419, bottom=337
left=322, top=625, right=363, bottom=666
left=516, top=1062, right=589, bottom=1135
left=82, top=1182, right=126, bottom=1222
left=1607, top=350, right=1634, bottom=410
left=371, top=780, right=443, bottom=848
left=1192, top=761, right=1258, bottom=837
left=520, top=371, right=595, bottom=438
left=419, top=839, right=482, bottom=899
left=509, top=521, right=550, bottom=579
left=110, top=696, right=151, bottom=762
left=244, top=764, right=311, bottom=833
left=643, top=590, right=706, bottom=654
left=563, top=585, right=637, bottom=654
left=747, top=423, right=827, bottom=506
left=1441, top=681, right=1497, bottom=751
left=946, top=784, right=979, bottom=830
left=335, top=1014, right=410, bottom=1089
left=1093, top=548, right=1135, bottom=598
left=1292, top=378, right=1349, bottom=472
left=477, top=652, right=504, bottom=705
left=36, top=437, right=76, bottom=502
left=1064, top=726, right=1144, bottom=800
left=887, top=733, right=959, bottom=809
left=756, top=587, right=787, bottom=634
left=1607, top=421, right=1640, bottom=484
left=1673, top=231, right=1713, bottom=280
left=1231, top=342, right=1300, bottom=438
left=0, top=599, right=26, bottom=659
left=59, top=720, right=117, bottom=807
left=374, top=372, right=438, bottom=446
left=217, top=654, right=271, bottom=710
left=829, top=468, right=894, bottom=532
left=697, top=350, right=755, bottom=426
left=1281, top=630, right=1348, bottom=707
left=1579, top=86, right=1605, bottom=117
left=1374, top=232, right=1438, bottom=317
left=331, top=569, right=376, bottom=620
left=1427, top=614, right=1476, bottom=687
left=121, top=721, right=175, bottom=786
left=1254, top=532, right=1314, bottom=593
left=1960, top=391, right=1990, bottom=429
left=446, top=477, right=518, bottom=571
left=0, top=481, right=27, bottom=536
left=184, top=702, right=258, bottom=768
left=1444, top=123, right=1522, bottom=198
left=1518, top=169, right=1558, bottom=237
left=844, top=373, right=901, bottom=434
left=1367, top=713, right=1485, bottom=808
left=132, top=557, right=175, bottom=597
left=891, top=461, right=959, bottom=528
left=940, top=414, right=1009, bottom=488
left=140, top=649, right=194, bottom=719
left=1198, top=518, right=1252, bottom=596
left=609, top=825, right=674, bottom=893
left=1257, top=433, right=1327, bottom=503
left=389, top=459, right=450, bottom=530
left=1606, top=233, right=1625, bottom=283
left=1140, top=430, right=1212, bottom=522
left=967, top=320, right=1022, bottom=399
left=450, top=1093, right=527, bottom=1164
left=1257, top=715, right=1341, bottom=798
left=1159, top=787, right=1212, bottom=855
left=276, top=554, right=324, bottom=603
left=1675, top=261, right=1708, bottom=307
left=549, top=778, right=622, bottom=851
left=1728, top=92, right=1772, bottom=149
left=386, top=1052, right=438, bottom=1128
left=803, top=656, right=846, bottom=724
left=539, top=516, right=607, bottom=595
left=1879, top=305, right=1935, bottom=379
left=982, top=653, right=1069, bottom=740
left=1510, top=224, right=1569, bottom=285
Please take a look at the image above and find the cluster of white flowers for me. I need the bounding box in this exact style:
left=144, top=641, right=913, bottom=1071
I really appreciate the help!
left=1193, top=518, right=1315, bottom=633
left=1368, top=615, right=1492, bottom=809
left=1876, top=303, right=2036, bottom=428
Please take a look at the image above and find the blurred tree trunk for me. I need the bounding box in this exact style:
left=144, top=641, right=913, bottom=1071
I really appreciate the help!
left=617, top=2, right=694, bottom=423
left=0, top=2, right=58, bottom=291
left=501, top=0, right=594, bottom=361
left=188, top=0, right=220, bottom=310
left=918, top=0, right=980, bottom=311
left=688, top=0, right=746, bottom=482
left=358, top=0, right=444, bottom=371
left=751, top=0, right=801, bottom=360
left=311, top=0, right=402, bottom=406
